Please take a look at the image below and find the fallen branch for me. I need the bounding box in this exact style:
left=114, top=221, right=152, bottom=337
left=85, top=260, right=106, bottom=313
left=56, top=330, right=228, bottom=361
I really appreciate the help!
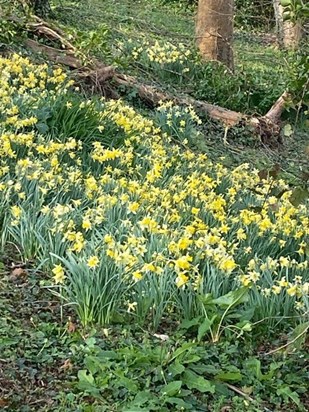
left=23, top=21, right=288, bottom=144
left=28, top=22, right=76, bottom=51
left=25, top=39, right=83, bottom=69
left=264, top=324, right=309, bottom=356
left=264, top=90, right=291, bottom=123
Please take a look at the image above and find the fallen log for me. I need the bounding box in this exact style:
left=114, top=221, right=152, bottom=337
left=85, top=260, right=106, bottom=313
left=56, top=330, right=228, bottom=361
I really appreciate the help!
left=113, top=73, right=286, bottom=143
left=25, top=39, right=83, bottom=69
left=23, top=25, right=289, bottom=144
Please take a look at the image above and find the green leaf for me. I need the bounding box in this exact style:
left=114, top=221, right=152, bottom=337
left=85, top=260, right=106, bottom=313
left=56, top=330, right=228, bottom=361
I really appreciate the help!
left=168, top=361, right=185, bottom=377
left=281, top=0, right=292, bottom=7
left=197, top=318, right=213, bottom=342
left=161, top=380, right=182, bottom=397
left=212, top=287, right=249, bottom=308
left=165, top=397, right=190, bottom=407
left=215, top=371, right=243, bottom=381
left=277, top=386, right=300, bottom=406
left=245, top=358, right=263, bottom=380
left=131, top=391, right=153, bottom=406
left=169, top=342, right=196, bottom=362
left=183, top=370, right=215, bottom=393
left=78, top=369, right=95, bottom=385
left=36, top=122, right=49, bottom=134
left=183, top=354, right=201, bottom=364
left=98, top=350, right=119, bottom=359
left=179, top=318, right=200, bottom=330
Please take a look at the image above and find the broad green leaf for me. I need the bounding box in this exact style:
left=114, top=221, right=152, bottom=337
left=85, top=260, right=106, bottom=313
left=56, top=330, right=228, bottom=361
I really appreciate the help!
left=183, top=370, right=215, bottom=393
left=212, top=287, right=249, bottom=308
left=245, top=358, right=263, bottom=380
left=98, top=350, right=119, bottom=359
left=78, top=369, right=95, bottom=385
left=169, top=342, right=196, bottom=362
left=190, top=364, right=217, bottom=375
left=161, top=380, right=182, bottom=397
left=165, top=397, right=190, bottom=407
left=168, top=361, right=185, bottom=377
left=36, top=122, right=49, bottom=134
left=215, top=371, right=243, bottom=381
left=277, top=386, right=300, bottom=406
left=179, top=318, right=201, bottom=330
left=183, top=354, right=201, bottom=364
left=131, top=391, right=153, bottom=406
left=197, top=318, right=213, bottom=342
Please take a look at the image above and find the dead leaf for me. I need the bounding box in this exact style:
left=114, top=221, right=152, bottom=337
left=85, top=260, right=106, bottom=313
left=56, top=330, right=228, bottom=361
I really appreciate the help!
left=67, top=318, right=76, bottom=333
left=258, top=163, right=280, bottom=181
left=153, top=333, right=169, bottom=341
left=60, top=359, right=73, bottom=370
left=0, top=399, right=9, bottom=407
left=268, top=163, right=281, bottom=179
left=10, top=267, right=28, bottom=280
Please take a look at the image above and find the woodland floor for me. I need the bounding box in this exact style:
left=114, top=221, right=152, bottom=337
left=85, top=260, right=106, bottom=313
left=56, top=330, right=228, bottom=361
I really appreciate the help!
left=0, top=0, right=308, bottom=411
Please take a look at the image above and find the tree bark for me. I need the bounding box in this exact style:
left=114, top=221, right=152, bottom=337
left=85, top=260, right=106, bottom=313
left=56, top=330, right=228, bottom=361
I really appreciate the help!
left=273, top=0, right=302, bottom=49
left=196, top=0, right=234, bottom=71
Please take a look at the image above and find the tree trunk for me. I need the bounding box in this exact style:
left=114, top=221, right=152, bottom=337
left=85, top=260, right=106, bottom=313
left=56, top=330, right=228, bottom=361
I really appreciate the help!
left=195, top=0, right=234, bottom=71
left=273, top=0, right=302, bottom=49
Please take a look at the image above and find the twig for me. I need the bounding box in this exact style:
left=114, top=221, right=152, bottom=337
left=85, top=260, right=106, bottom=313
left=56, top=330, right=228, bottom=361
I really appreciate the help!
left=226, top=383, right=273, bottom=412
left=264, top=324, right=309, bottom=356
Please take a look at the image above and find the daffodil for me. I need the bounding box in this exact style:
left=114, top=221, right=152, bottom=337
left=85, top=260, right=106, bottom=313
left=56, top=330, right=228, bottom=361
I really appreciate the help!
left=87, top=256, right=100, bottom=269
left=52, top=264, right=66, bottom=284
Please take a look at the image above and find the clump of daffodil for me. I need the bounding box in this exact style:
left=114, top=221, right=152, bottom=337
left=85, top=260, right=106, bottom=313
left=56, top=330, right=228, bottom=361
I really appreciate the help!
left=0, top=54, right=308, bottom=327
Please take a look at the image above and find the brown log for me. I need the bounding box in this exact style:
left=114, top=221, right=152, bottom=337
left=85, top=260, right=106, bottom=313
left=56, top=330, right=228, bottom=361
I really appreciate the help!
left=24, top=39, right=84, bottom=69
left=79, top=65, right=116, bottom=83
left=114, top=73, right=255, bottom=129
left=24, top=38, right=284, bottom=144
left=28, top=23, right=76, bottom=51
left=264, top=91, right=290, bottom=123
